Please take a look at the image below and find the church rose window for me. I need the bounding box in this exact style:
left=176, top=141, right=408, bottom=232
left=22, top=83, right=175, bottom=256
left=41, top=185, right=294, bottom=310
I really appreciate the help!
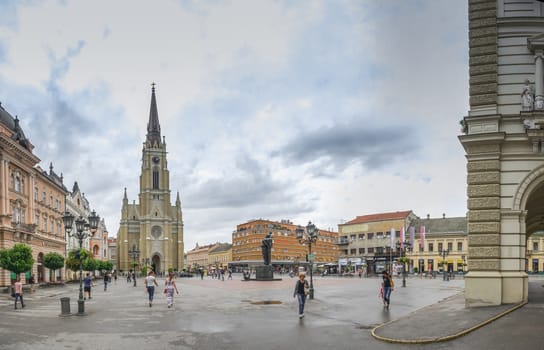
left=151, top=226, right=162, bottom=239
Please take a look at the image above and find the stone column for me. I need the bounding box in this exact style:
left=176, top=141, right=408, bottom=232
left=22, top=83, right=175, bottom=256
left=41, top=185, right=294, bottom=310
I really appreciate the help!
left=534, top=52, right=544, bottom=110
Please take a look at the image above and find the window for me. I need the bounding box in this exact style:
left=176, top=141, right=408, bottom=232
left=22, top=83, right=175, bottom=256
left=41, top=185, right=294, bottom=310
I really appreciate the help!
left=447, top=242, right=453, bottom=251
left=367, top=233, right=374, bottom=240
left=396, top=230, right=400, bottom=238
left=10, top=174, right=14, bottom=189
left=438, top=243, right=443, bottom=252
left=152, top=168, right=159, bottom=189
left=50, top=193, right=53, bottom=207
left=377, top=247, right=384, bottom=254
left=42, top=191, right=46, bottom=203
left=35, top=214, right=39, bottom=225
left=50, top=218, right=54, bottom=234
left=350, top=248, right=356, bottom=255
left=43, top=215, right=47, bottom=231
left=533, top=241, right=539, bottom=251
left=358, top=248, right=365, bottom=254
left=15, top=176, right=20, bottom=192
left=428, top=243, right=434, bottom=252
left=457, top=242, right=463, bottom=251
left=368, top=247, right=374, bottom=253
left=358, top=233, right=365, bottom=240
left=34, top=187, right=38, bottom=201
left=350, top=235, right=356, bottom=241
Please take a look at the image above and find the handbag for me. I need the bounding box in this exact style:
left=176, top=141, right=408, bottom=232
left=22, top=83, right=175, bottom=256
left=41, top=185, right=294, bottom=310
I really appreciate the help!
left=304, top=282, right=310, bottom=296
left=163, top=288, right=168, bottom=294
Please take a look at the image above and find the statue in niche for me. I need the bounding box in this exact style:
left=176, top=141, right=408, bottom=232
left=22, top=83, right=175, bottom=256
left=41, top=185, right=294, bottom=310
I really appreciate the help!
left=521, top=79, right=534, bottom=111
left=261, top=232, right=273, bottom=265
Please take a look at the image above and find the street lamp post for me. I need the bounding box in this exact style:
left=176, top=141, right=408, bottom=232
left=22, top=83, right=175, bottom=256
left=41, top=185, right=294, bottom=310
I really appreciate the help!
left=440, top=249, right=450, bottom=281
left=129, top=246, right=140, bottom=287
left=396, top=240, right=412, bottom=287
left=296, top=221, right=319, bottom=300
left=63, top=210, right=100, bottom=316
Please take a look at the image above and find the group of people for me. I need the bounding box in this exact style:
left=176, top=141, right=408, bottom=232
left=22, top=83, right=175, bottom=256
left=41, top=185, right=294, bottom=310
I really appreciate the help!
left=292, top=270, right=396, bottom=320
left=144, top=270, right=179, bottom=308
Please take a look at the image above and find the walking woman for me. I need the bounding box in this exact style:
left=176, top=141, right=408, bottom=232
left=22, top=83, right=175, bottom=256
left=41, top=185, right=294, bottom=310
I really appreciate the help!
left=13, top=277, right=24, bottom=309
left=381, top=271, right=394, bottom=309
left=145, top=271, right=159, bottom=307
left=293, top=273, right=309, bottom=319
left=164, top=271, right=179, bottom=308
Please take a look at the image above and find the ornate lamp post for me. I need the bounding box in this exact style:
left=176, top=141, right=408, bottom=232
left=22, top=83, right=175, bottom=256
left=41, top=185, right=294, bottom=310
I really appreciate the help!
left=296, top=221, right=319, bottom=300
left=129, top=246, right=140, bottom=287
left=440, top=249, right=450, bottom=281
left=396, top=240, right=412, bottom=287
left=63, top=210, right=100, bottom=315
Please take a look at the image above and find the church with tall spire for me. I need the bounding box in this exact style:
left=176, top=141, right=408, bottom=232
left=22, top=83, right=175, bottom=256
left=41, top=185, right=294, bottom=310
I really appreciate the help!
left=117, top=85, right=184, bottom=273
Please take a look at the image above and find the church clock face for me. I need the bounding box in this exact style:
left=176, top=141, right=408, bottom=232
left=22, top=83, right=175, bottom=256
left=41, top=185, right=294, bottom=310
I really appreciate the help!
left=152, top=156, right=160, bottom=164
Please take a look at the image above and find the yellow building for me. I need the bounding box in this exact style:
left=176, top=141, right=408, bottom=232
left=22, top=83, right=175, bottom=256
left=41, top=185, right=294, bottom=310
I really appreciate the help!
left=186, top=243, right=216, bottom=271
left=208, top=243, right=232, bottom=269
left=0, top=103, right=68, bottom=286
left=117, top=86, right=184, bottom=274
left=527, top=232, right=544, bottom=273
left=406, top=215, right=468, bottom=274
left=338, top=211, right=418, bottom=273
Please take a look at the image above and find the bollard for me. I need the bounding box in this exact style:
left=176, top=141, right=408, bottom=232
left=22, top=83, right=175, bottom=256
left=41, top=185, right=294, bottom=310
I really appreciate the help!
left=60, top=297, right=71, bottom=316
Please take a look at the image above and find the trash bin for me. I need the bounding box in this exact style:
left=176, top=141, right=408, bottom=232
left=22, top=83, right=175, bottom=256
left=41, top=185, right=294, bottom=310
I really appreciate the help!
left=60, top=297, right=71, bottom=316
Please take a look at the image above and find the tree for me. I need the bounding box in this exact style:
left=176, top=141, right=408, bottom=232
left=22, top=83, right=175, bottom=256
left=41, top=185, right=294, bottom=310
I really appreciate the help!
left=43, top=252, right=64, bottom=282
left=0, top=243, right=34, bottom=279
left=102, top=261, right=113, bottom=272
left=65, top=249, right=92, bottom=272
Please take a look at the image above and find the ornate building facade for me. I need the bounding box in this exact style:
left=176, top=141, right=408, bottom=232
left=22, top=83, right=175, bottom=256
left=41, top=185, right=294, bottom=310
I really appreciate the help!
left=0, top=102, right=68, bottom=286
left=117, top=86, right=184, bottom=274
left=460, top=0, right=544, bottom=306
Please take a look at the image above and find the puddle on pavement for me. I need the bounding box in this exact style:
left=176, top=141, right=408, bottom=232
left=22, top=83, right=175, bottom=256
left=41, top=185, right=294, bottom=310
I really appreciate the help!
left=248, top=300, right=282, bottom=305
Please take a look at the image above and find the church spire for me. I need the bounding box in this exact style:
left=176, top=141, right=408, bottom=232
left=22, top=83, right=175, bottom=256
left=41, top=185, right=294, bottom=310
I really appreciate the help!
left=146, top=83, right=161, bottom=145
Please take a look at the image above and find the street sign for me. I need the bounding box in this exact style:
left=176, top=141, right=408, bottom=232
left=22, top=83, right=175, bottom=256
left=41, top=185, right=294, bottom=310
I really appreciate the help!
left=308, top=253, right=316, bottom=261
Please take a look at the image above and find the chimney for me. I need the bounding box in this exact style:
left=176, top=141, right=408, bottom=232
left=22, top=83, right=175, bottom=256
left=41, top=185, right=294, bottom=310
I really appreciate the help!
left=426, top=214, right=430, bottom=219
left=443, top=213, right=446, bottom=219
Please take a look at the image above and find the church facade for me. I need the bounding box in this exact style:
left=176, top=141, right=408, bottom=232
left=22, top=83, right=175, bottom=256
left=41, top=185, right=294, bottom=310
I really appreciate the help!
left=117, top=86, right=184, bottom=274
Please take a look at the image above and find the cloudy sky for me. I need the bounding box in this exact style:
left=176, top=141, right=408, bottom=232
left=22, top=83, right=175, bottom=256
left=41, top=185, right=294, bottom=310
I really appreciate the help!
left=0, top=0, right=469, bottom=250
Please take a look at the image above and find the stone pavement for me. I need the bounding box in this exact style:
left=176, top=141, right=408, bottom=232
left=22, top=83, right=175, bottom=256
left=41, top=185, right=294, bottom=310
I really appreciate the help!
left=0, top=275, right=543, bottom=350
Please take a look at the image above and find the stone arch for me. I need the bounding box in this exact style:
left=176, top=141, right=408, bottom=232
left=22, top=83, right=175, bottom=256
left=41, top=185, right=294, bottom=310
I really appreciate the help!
left=151, top=252, right=163, bottom=274
left=512, top=164, right=544, bottom=211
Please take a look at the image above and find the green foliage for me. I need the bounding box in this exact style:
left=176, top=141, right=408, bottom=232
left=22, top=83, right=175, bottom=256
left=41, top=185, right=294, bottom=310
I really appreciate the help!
left=168, top=267, right=173, bottom=273
left=413, top=267, right=419, bottom=273
left=95, top=260, right=113, bottom=272
left=82, top=257, right=97, bottom=271
left=0, top=243, right=34, bottom=275
left=65, top=249, right=93, bottom=272
left=43, top=252, right=65, bottom=271
left=140, top=266, right=147, bottom=276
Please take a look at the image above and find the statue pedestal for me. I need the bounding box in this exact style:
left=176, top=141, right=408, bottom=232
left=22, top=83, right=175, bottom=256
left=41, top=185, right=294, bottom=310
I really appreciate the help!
left=255, top=265, right=274, bottom=281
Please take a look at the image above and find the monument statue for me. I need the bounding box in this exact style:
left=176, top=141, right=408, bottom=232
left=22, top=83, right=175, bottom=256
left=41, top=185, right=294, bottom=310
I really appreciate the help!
left=261, top=232, right=273, bottom=265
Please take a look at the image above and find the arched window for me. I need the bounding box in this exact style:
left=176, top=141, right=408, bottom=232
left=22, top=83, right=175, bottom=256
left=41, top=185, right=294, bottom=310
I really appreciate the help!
left=93, top=245, right=99, bottom=256
left=152, top=167, right=159, bottom=189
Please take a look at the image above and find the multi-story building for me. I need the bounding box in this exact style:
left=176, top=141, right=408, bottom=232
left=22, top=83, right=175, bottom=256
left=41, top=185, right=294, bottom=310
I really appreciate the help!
left=65, top=181, right=109, bottom=279
left=186, top=243, right=217, bottom=271
left=337, top=211, right=418, bottom=274
left=89, top=218, right=108, bottom=262
left=208, top=243, right=232, bottom=269
left=0, top=103, right=68, bottom=286
left=107, top=238, right=117, bottom=272
left=527, top=232, right=544, bottom=273
left=117, top=86, right=184, bottom=274
left=406, top=215, right=468, bottom=274
left=231, top=219, right=338, bottom=270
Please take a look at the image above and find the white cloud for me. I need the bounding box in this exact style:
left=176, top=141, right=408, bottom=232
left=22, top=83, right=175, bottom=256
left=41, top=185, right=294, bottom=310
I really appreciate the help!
left=0, top=0, right=470, bottom=251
